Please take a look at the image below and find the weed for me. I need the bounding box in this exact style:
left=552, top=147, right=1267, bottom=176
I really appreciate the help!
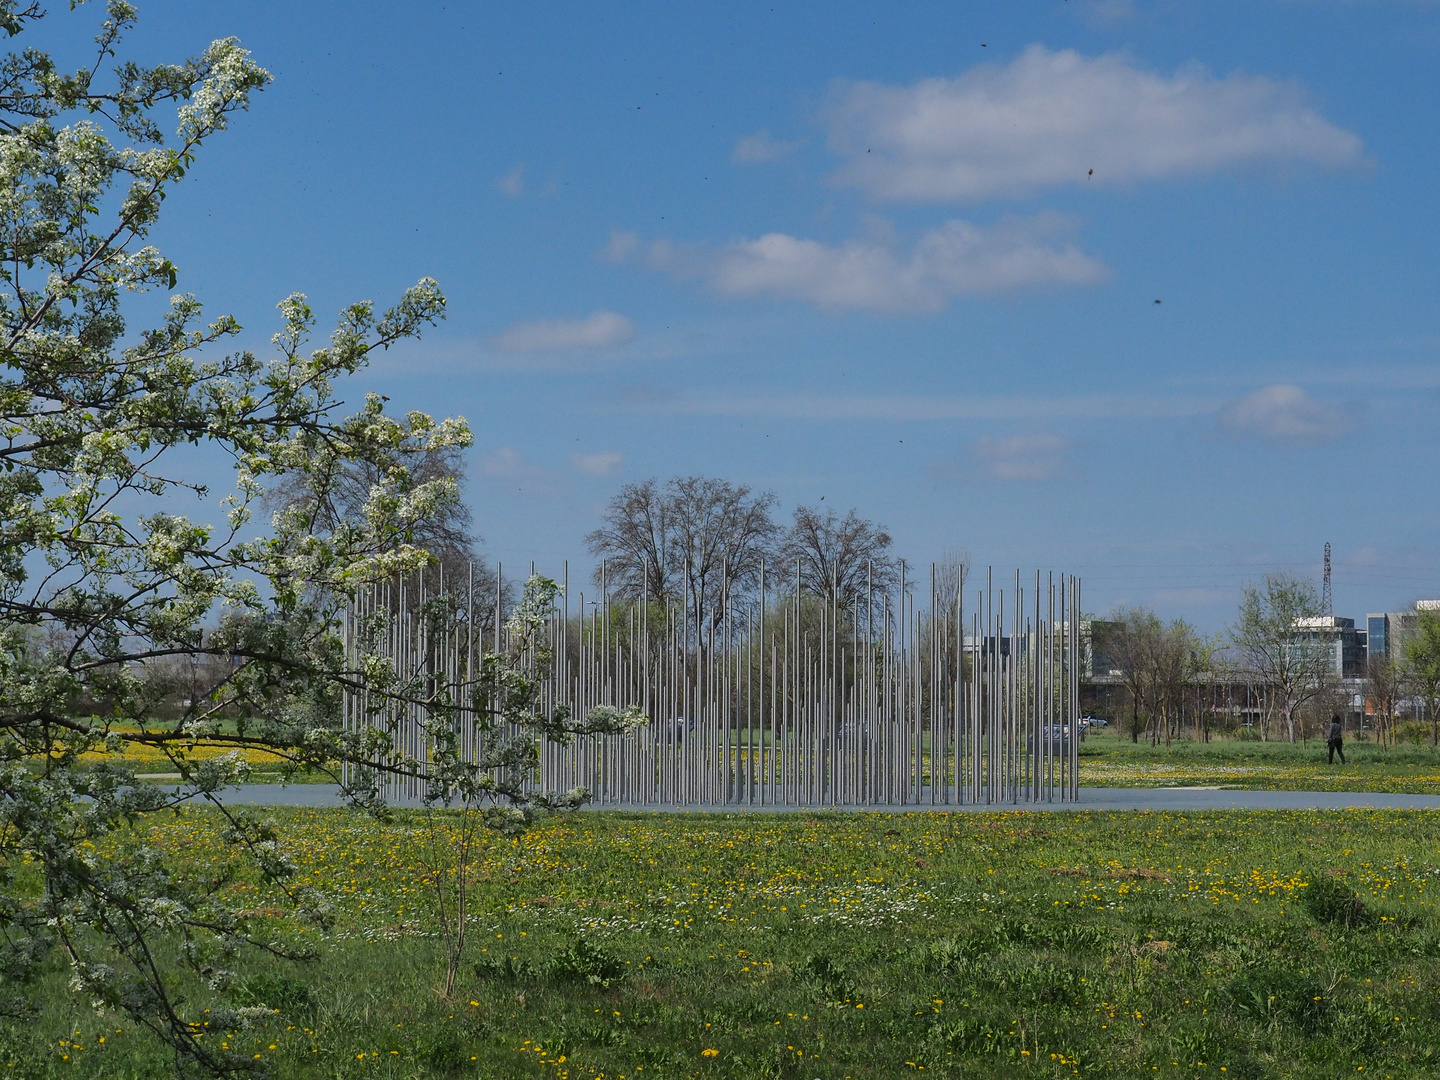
left=549, top=937, right=626, bottom=988
left=231, top=972, right=314, bottom=1020
left=1225, top=966, right=1333, bottom=1034
left=1301, top=874, right=1376, bottom=929
left=798, top=952, right=854, bottom=1000
left=474, top=953, right=539, bottom=981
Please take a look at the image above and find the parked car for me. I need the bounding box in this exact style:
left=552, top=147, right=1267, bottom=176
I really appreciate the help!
left=1081, top=715, right=1107, bottom=728
left=1039, top=724, right=1072, bottom=752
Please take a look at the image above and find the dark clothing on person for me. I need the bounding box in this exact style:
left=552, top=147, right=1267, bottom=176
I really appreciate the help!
left=1328, top=719, right=1345, bottom=765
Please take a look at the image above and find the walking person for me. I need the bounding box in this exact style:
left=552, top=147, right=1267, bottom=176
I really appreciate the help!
left=1327, top=714, right=1346, bottom=765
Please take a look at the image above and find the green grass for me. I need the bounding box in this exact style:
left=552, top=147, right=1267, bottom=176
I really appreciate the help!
left=7, top=806, right=1440, bottom=1079
left=1077, top=729, right=1440, bottom=793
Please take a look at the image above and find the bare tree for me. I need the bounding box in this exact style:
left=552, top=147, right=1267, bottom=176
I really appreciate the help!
left=779, top=504, right=901, bottom=609
left=1143, top=618, right=1202, bottom=746
left=1096, top=607, right=1163, bottom=743
left=1304, top=679, right=1354, bottom=747
left=1232, top=573, right=1332, bottom=744
left=1192, top=640, right=1231, bottom=742
left=934, top=548, right=971, bottom=616
left=1096, top=608, right=1202, bottom=745
left=582, top=478, right=673, bottom=603
left=586, top=476, right=779, bottom=628
left=269, top=442, right=475, bottom=556
left=1366, top=652, right=1404, bottom=747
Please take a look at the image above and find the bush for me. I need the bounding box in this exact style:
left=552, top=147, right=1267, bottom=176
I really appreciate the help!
left=1397, top=721, right=1430, bottom=747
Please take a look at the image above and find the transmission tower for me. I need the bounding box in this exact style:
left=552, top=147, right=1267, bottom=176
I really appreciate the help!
left=1322, top=541, right=1332, bottom=617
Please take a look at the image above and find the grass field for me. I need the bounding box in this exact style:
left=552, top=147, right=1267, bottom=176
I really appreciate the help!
left=70, top=726, right=330, bottom=784
left=6, top=805, right=1440, bottom=1079
left=80, top=723, right=1440, bottom=794
left=67, top=720, right=1440, bottom=794
left=1077, top=730, right=1440, bottom=794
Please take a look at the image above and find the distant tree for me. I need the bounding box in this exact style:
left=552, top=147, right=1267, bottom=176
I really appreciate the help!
left=1097, top=608, right=1202, bottom=745
left=1144, top=618, right=1203, bottom=746
left=1232, top=573, right=1331, bottom=743
left=1190, top=638, right=1229, bottom=742
left=1304, top=679, right=1354, bottom=746
left=268, top=442, right=510, bottom=635
left=269, top=442, right=476, bottom=561
left=1096, top=608, right=1163, bottom=743
left=779, top=504, right=900, bottom=610
left=584, top=478, right=674, bottom=602
left=933, top=548, right=972, bottom=617
left=586, top=476, right=779, bottom=629
left=1366, top=652, right=1404, bottom=747
left=1404, top=609, right=1440, bottom=746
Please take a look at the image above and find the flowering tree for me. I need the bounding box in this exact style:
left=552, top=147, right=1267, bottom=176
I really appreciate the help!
left=0, top=4, right=636, bottom=1072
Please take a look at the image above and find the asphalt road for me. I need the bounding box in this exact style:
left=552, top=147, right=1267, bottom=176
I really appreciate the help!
left=189, top=784, right=1440, bottom=813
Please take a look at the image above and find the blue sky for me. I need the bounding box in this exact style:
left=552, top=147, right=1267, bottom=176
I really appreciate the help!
left=97, top=1, right=1440, bottom=629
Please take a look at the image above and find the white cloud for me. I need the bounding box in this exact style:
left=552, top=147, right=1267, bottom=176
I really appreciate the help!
left=477, top=447, right=566, bottom=496
left=479, top=447, right=529, bottom=478
left=599, top=230, right=641, bottom=262
left=493, top=311, right=635, bottom=352
left=612, top=214, right=1106, bottom=313
left=1074, top=0, right=1139, bottom=23
left=1216, top=384, right=1351, bottom=442
left=496, top=163, right=525, bottom=196
left=928, top=433, right=1077, bottom=482
left=732, top=130, right=794, bottom=163
left=572, top=451, right=623, bottom=477
left=826, top=44, right=1364, bottom=201
left=620, top=388, right=1213, bottom=422
left=970, top=433, right=1077, bottom=481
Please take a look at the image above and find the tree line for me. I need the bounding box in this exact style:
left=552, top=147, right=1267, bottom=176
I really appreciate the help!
left=1093, top=573, right=1440, bottom=747
left=581, top=475, right=944, bottom=627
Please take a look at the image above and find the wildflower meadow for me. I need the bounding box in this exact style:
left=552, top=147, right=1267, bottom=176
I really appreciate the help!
left=7, top=806, right=1440, bottom=1079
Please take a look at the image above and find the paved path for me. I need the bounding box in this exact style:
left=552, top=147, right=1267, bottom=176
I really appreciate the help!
left=195, top=784, right=1440, bottom=813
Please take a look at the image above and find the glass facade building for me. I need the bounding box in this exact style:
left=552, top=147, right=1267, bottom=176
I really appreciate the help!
left=1368, top=614, right=1389, bottom=660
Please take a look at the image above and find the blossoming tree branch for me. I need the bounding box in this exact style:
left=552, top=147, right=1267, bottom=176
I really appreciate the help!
left=0, top=3, right=638, bottom=1072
